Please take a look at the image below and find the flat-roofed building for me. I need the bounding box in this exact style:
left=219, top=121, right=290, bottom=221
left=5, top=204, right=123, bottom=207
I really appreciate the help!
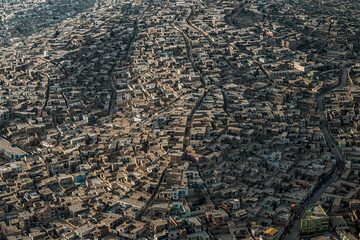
left=301, top=204, right=329, bottom=236
left=0, top=138, right=27, bottom=160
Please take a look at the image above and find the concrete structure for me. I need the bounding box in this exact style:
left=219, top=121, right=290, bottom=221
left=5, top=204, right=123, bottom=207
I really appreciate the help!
left=301, top=205, right=329, bottom=236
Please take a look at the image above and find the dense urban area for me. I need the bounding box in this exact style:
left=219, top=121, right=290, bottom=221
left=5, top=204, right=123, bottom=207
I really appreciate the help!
left=0, top=0, right=360, bottom=239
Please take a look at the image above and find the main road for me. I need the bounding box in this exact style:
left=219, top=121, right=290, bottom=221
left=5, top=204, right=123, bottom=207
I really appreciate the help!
left=283, top=68, right=348, bottom=239
left=171, top=22, right=209, bottom=149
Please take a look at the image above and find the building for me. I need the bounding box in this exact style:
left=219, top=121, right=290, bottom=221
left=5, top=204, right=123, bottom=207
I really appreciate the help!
left=0, top=107, right=10, bottom=125
left=301, top=204, right=329, bottom=236
left=260, top=227, right=284, bottom=240
left=0, top=138, right=27, bottom=160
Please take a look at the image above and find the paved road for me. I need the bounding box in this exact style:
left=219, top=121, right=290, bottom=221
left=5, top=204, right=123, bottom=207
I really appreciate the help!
left=183, top=90, right=208, bottom=150
left=108, top=6, right=149, bottom=116
left=136, top=165, right=168, bottom=220
left=172, top=23, right=209, bottom=149
left=184, top=12, right=236, bottom=118
left=186, top=9, right=216, bottom=45
left=172, top=23, right=206, bottom=88
left=284, top=169, right=339, bottom=239
left=283, top=69, right=348, bottom=239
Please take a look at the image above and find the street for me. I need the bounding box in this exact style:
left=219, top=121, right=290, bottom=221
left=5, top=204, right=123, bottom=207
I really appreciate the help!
left=283, top=68, right=348, bottom=239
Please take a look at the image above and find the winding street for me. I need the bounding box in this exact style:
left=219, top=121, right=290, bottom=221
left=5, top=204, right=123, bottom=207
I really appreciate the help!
left=137, top=20, right=211, bottom=217
left=108, top=6, right=149, bottom=116
left=171, top=23, right=208, bottom=150
left=171, top=23, right=206, bottom=88
left=183, top=11, right=235, bottom=118
left=136, top=165, right=169, bottom=220
left=186, top=9, right=216, bottom=46
left=317, top=68, right=348, bottom=163
left=283, top=68, right=348, bottom=239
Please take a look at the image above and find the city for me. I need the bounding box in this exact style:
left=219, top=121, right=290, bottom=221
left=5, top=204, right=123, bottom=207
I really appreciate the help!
left=0, top=0, right=360, bottom=239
